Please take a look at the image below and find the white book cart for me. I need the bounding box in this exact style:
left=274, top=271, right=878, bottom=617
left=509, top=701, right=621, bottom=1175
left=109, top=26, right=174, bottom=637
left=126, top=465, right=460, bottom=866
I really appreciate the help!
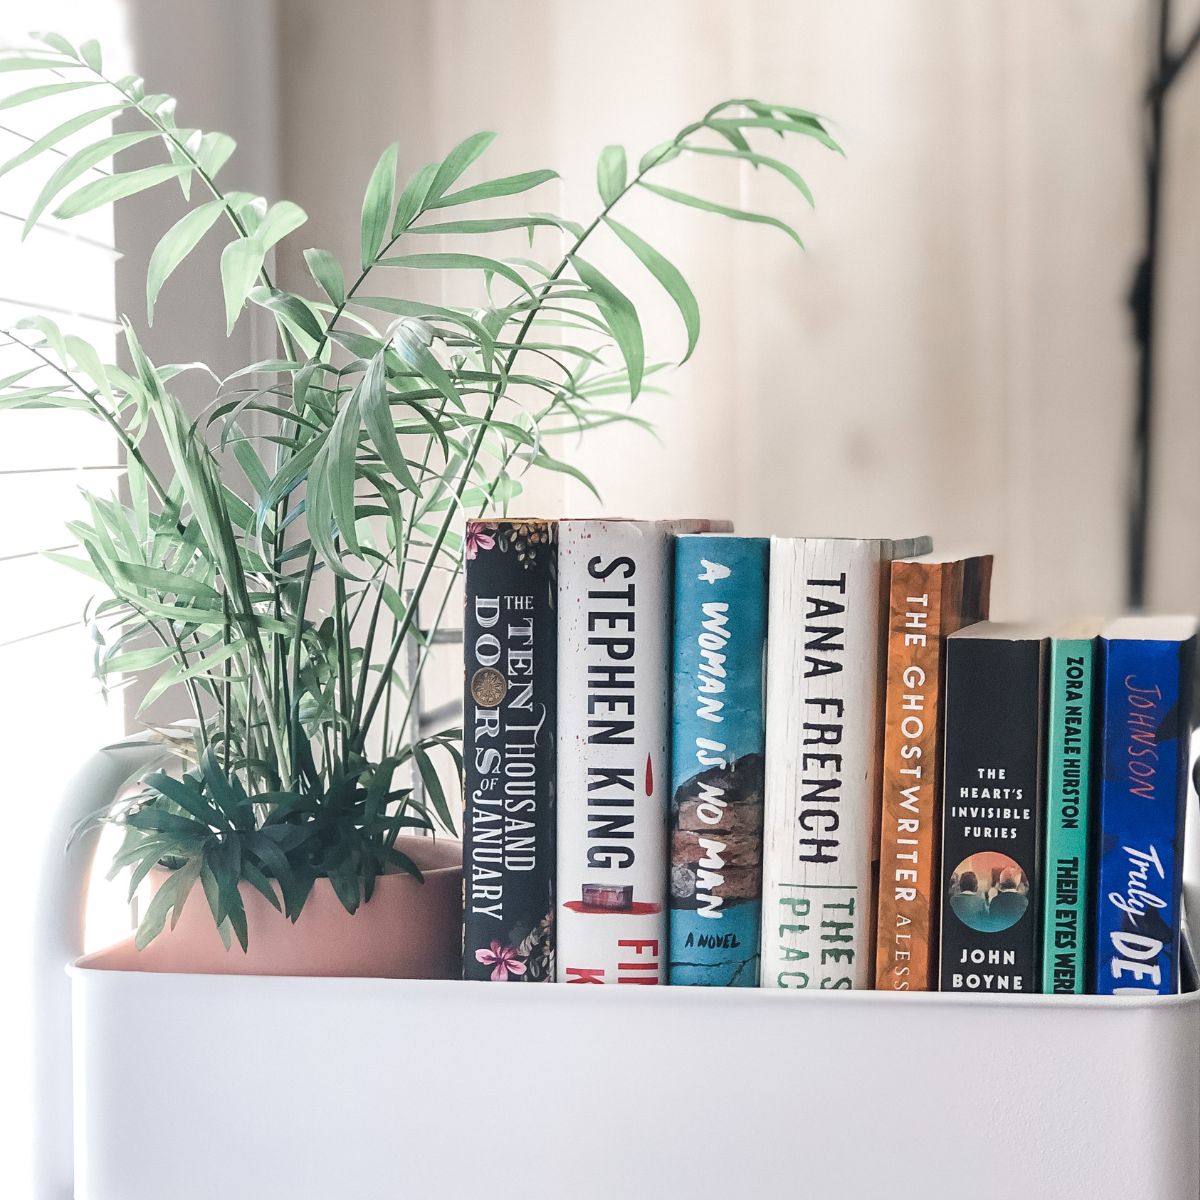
left=35, top=738, right=1200, bottom=1200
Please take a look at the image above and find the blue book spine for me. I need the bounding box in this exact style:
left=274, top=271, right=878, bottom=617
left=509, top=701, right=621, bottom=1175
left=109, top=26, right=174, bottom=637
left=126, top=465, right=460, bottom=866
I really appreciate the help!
left=1094, top=635, right=1194, bottom=995
left=669, top=535, right=768, bottom=986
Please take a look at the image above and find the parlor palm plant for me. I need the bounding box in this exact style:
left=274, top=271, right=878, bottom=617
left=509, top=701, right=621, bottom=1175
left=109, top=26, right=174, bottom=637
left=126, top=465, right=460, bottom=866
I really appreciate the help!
left=0, top=32, right=837, bottom=950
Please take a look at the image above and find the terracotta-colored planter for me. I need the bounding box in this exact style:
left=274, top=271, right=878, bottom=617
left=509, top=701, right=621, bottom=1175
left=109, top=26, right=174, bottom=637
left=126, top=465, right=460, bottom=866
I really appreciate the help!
left=112, top=835, right=462, bottom=979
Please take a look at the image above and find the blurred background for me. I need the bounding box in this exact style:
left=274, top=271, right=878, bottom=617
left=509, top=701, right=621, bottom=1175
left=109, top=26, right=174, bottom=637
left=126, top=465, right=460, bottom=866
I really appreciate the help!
left=123, top=0, right=1200, bottom=620
left=2, top=0, right=1199, bottom=1190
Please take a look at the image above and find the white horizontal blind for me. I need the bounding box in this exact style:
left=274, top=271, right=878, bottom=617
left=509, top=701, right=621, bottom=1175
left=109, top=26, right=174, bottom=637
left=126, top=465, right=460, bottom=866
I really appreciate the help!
left=0, top=6, right=132, bottom=1196
left=0, top=149, right=123, bottom=642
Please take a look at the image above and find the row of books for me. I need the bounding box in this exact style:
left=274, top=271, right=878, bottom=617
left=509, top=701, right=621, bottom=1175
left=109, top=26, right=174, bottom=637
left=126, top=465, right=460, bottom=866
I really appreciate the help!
left=460, top=518, right=1197, bottom=994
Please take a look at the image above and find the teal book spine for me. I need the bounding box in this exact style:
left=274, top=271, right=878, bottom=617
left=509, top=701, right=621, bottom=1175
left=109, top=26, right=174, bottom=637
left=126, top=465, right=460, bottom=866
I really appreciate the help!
left=1041, top=637, right=1096, bottom=994
left=668, top=535, right=768, bottom=986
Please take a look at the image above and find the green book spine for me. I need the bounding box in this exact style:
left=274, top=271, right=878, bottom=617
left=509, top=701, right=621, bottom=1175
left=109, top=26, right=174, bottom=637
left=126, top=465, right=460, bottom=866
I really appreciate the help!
left=1041, top=638, right=1095, bottom=994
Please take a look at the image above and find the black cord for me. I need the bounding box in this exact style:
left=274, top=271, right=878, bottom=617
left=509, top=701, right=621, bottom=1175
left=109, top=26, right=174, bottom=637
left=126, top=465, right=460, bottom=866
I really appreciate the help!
left=1151, top=14, right=1200, bottom=98
left=1128, top=0, right=1200, bottom=609
left=1128, top=0, right=1170, bottom=610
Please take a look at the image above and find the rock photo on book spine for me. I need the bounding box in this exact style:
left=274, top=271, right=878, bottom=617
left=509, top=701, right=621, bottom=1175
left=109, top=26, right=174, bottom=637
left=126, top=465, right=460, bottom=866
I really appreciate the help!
left=461, top=519, right=557, bottom=982
left=669, top=534, right=768, bottom=987
left=556, top=518, right=729, bottom=985
left=760, top=534, right=931, bottom=991
left=874, top=553, right=992, bottom=992
left=938, top=623, right=1047, bottom=994
left=1093, top=616, right=1197, bottom=996
left=1041, top=620, right=1101, bottom=995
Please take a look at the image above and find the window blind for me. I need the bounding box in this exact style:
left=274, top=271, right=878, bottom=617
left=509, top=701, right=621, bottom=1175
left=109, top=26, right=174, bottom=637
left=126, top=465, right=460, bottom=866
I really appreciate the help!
left=0, top=11, right=132, bottom=1197
left=0, top=113, right=124, bottom=645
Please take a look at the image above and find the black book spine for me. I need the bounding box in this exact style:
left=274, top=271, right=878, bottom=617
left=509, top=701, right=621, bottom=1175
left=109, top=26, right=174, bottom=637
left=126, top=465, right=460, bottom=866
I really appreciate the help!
left=938, top=635, right=1046, bottom=993
left=462, top=520, right=557, bottom=981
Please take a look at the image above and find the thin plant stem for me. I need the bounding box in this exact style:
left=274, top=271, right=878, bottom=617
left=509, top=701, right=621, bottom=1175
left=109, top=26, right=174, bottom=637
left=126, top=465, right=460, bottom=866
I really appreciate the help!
left=222, top=593, right=232, bottom=773
left=333, top=573, right=352, bottom=764
left=357, top=134, right=688, bottom=742
left=2, top=332, right=174, bottom=509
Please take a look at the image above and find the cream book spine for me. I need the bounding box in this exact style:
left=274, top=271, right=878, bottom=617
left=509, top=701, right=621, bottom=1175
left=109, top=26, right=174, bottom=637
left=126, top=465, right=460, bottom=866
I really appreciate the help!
left=760, top=534, right=931, bottom=990
left=556, top=517, right=730, bottom=983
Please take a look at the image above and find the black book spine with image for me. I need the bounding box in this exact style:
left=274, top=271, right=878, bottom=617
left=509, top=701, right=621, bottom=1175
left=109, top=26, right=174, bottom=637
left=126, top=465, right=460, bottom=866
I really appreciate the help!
left=462, top=520, right=557, bottom=981
left=938, top=628, right=1047, bottom=994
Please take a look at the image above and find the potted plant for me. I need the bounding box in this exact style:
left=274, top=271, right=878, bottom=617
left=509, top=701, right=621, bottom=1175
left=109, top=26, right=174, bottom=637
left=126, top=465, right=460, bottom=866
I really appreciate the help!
left=0, top=32, right=836, bottom=976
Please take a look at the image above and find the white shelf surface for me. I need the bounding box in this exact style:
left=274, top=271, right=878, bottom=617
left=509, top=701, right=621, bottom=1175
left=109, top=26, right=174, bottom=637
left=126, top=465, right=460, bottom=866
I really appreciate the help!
left=69, top=958, right=1200, bottom=1200
left=41, top=739, right=1200, bottom=1200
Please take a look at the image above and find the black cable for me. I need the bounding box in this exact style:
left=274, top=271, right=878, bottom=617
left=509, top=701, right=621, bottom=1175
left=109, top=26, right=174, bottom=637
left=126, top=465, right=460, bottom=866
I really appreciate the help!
left=1128, top=0, right=1200, bottom=609
left=1128, top=0, right=1170, bottom=610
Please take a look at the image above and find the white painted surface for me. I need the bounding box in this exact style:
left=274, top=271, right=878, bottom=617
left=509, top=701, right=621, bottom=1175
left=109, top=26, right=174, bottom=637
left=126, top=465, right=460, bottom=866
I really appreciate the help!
left=35, top=740, right=167, bottom=1200
left=69, top=968, right=1200, bottom=1200
left=50, top=735, right=1200, bottom=1199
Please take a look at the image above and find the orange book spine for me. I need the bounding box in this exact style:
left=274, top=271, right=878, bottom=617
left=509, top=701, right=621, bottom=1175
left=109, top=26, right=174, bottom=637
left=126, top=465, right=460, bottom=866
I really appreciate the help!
left=875, top=561, right=957, bottom=991
left=875, top=557, right=991, bottom=990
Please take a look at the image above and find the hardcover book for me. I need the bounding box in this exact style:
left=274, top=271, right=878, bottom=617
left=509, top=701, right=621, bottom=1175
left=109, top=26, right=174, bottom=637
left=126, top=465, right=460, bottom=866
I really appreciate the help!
left=669, top=534, right=769, bottom=986
left=874, top=554, right=993, bottom=992
left=1041, top=619, right=1102, bottom=995
left=760, top=533, right=932, bottom=991
left=556, top=518, right=731, bottom=984
left=939, top=622, right=1047, bottom=994
left=1093, top=615, right=1197, bottom=996
left=461, top=519, right=557, bottom=982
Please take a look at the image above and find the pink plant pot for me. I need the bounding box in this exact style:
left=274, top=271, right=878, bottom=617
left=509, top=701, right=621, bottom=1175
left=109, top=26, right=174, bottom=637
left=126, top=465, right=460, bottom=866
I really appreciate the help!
left=97, top=835, right=463, bottom=979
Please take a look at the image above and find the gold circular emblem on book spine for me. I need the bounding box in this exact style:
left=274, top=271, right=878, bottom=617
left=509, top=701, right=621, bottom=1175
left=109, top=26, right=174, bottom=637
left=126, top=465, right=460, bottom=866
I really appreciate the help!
left=470, top=667, right=507, bottom=708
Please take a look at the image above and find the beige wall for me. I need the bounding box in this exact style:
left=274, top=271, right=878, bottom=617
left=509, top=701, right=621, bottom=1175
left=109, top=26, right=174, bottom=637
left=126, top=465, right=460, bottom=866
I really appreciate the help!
left=264, top=0, right=1197, bottom=622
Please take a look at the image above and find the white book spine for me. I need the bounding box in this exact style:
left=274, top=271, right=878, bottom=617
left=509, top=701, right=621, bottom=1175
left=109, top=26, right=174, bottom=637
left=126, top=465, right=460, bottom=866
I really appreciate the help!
left=761, top=538, right=890, bottom=990
left=556, top=519, right=720, bottom=984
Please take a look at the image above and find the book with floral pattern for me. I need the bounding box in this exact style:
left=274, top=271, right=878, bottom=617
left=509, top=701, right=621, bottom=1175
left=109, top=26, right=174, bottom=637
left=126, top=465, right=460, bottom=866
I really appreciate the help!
left=462, top=519, right=557, bottom=981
